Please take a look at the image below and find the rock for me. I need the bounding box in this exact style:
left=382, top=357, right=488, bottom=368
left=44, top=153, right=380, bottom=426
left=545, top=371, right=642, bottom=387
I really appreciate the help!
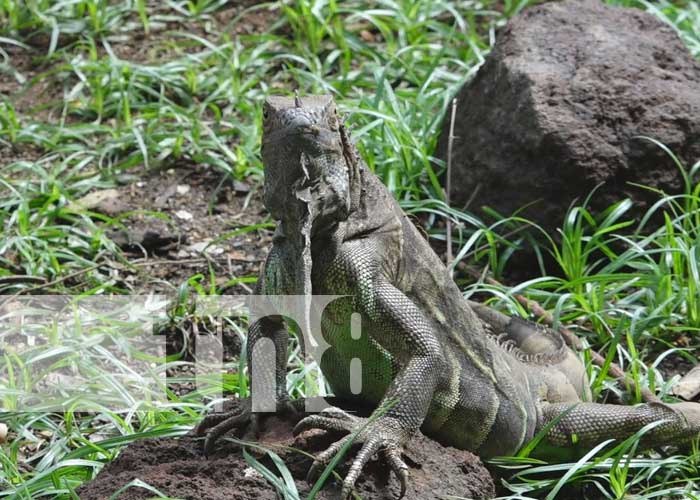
left=0, top=423, right=7, bottom=443
left=188, top=239, right=225, bottom=256
left=437, top=0, right=700, bottom=233
left=233, top=179, right=251, bottom=194
left=77, top=399, right=495, bottom=500
left=68, top=189, right=130, bottom=216
left=174, top=209, right=193, bottom=221
left=108, top=217, right=182, bottom=255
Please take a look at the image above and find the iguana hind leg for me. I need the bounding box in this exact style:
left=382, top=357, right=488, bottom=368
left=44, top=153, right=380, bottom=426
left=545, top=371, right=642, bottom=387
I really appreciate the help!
left=468, top=301, right=590, bottom=400
left=539, top=401, right=700, bottom=450
left=468, top=301, right=564, bottom=359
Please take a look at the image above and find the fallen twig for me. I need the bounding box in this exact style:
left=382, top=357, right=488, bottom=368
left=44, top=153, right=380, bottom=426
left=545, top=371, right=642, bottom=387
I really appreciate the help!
left=0, top=275, right=47, bottom=285
left=1, top=263, right=102, bottom=297
left=445, top=97, right=457, bottom=267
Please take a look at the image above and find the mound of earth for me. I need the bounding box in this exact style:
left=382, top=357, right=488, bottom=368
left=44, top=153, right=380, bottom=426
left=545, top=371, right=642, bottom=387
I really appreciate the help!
left=77, top=400, right=495, bottom=499
left=437, top=0, right=700, bottom=233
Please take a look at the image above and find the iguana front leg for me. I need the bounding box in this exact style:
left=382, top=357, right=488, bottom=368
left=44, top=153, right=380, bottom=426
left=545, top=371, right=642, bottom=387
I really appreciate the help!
left=197, top=244, right=304, bottom=452
left=196, top=315, right=303, bottom=454
left=295, top=273, right=445, bottom=498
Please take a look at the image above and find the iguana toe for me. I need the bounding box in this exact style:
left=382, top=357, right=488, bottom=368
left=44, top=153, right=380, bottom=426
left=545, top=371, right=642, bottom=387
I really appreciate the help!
left=383, top=446, right=409, bottom=498
left=196, top=411, right=236, bottom=435
left=198, top=397, right=302, bottom=456
left=196, top=398, right=258, bottom=456
left=293, top=406, right=358, bottom=435
left=305, top=434, right=354, bottom=483
left=295, top=408, right=410, bottom=499
left=340, top=432, right=409, bottom=500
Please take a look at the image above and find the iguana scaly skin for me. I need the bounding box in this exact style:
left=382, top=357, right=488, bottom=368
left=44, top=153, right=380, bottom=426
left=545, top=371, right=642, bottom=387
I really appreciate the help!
left=197, top=95, right=700, bottom=498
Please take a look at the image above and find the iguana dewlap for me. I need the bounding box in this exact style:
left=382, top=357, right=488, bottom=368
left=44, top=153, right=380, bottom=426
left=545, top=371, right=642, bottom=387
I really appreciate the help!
left=198, top=94, right=700, bottom=498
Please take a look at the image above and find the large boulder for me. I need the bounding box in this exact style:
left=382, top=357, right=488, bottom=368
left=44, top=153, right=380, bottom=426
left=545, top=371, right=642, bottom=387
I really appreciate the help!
left=437, top=0, right=700, bottom=233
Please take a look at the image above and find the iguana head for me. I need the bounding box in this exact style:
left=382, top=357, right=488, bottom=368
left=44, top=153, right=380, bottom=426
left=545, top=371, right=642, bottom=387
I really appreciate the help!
left=261, top=94, right=355, bottom=234
left=259, top=94, right=359, bottom=338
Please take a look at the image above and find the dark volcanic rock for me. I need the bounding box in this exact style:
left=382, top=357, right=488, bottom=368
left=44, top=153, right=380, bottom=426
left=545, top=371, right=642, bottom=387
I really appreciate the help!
left=437, top=0, right=700, bottom=232
left=77, top=400, right=495, bottom=499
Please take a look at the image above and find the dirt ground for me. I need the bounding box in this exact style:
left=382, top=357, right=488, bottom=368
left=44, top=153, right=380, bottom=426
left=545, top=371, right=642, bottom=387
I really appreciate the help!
left=0, top=1, right=283, bottom=294
left=98, top=164, right=269, bottom=294
left=76, top=399, right=496, bottom=500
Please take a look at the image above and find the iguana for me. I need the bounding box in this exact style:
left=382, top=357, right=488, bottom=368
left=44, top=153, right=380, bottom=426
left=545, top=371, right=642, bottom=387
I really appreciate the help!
left=197, top=94, right=700, bottom=498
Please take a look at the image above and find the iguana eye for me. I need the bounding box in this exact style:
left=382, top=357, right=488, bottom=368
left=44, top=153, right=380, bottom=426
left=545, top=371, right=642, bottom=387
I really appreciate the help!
left=263, top=108, right=269, bottom=120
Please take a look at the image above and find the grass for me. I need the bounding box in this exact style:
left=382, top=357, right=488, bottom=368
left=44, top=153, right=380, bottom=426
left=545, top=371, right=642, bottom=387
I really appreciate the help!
left=1, top=0, right=700, bottom=498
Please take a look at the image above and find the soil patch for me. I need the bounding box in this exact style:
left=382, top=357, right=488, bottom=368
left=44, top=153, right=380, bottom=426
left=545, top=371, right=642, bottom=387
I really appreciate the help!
left=77, top=399, right=496, bottom=500
left=0, top=142, right=45, bottom=169
left=100, top=165, right=269, bottom=295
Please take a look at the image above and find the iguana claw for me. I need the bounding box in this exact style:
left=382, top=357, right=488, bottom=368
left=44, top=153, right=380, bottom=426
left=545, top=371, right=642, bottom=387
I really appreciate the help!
left=196, top=398, right=257, bottom=456
left=294, top=407, right=410, bottom=499
left=197, top=397, right=302, bottom=456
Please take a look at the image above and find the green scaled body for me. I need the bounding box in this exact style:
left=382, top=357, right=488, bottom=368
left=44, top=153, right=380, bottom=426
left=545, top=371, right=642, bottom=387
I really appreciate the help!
left=199, top=95, right=700, bottom=498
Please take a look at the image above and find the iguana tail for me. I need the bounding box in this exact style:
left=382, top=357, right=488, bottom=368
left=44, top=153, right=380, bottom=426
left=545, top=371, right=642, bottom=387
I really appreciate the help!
left=539, top=401, right=700, bottom=452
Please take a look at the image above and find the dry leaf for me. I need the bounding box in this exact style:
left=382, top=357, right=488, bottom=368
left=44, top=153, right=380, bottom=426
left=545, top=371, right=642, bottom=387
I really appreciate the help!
left=672, top=365, right=700, bottom=401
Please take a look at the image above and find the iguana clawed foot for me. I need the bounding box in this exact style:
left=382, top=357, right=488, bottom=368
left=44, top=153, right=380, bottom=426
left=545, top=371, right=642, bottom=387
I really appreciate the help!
left=197, top=397, right=303, bottom=456
left=294, top=407, right=410, bottom=499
